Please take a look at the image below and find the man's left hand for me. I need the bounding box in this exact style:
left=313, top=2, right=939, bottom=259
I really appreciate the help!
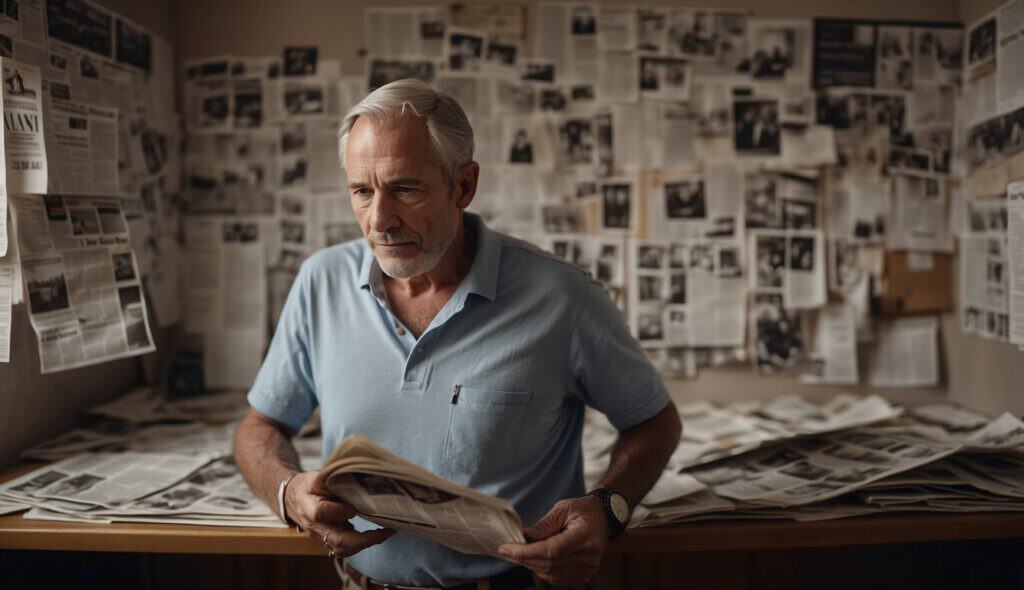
left=497, top=495, right=609, bottom=588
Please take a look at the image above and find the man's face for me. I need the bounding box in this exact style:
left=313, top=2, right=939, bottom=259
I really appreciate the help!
left=345, top=115, right=464, bottom=279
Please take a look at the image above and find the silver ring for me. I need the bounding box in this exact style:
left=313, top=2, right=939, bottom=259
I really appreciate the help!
left=322, top=532, right=330, bottom=545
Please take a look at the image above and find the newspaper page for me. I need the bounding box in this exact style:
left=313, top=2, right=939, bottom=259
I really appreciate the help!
left=800, top=303, right=858, bottom=385
left=41, top=85, right=119, bottom=195
left=0, top=452, right=213, bottom=509
left=691, top=428, right=962, bottom=507
left=997, top=0, right=1024, bottom=114
left=319, top=435, right=525, bottom=557
left=960, top=232, right=1010, bottom=342
left=2, top=57, right=47, bottom=193
left=629, top=238, right=746, bottom=350
left=183, top=215, right=268, bottom=387
left=868, top=316, right=940, bottom=387
left=365, top=7, right=446, bottom=58
left=1008, top=179, right=1024, bottom=346
left=11, top=194, right=155, bottom=372
left=749, top=229, right=826, bottom=309
left=887, top=175, right=953, bottom=253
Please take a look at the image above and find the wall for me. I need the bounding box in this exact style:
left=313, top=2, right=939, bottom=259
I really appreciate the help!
left=0, top=0, right=178, bottom=469
left=177, top=0, right=998, bottom=413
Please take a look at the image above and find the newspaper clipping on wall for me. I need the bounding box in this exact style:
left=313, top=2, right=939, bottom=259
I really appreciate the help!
left=11, top=193, right=155, bottom=372
left=2, top=57, right=47, bottom=193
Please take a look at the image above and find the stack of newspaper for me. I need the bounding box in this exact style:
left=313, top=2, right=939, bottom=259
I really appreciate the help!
left=1, top=387, right=322, bottom=527
left=592, top=396, right=1024, bottom=527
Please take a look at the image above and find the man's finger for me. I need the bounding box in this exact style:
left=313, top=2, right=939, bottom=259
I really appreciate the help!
left=329, top=527, right=397, bottom=555
left=313, top=498, right=356, bottom=523
left=499, top=524, right=590, bottom=563
left=523, top=505, right=568, bottom=542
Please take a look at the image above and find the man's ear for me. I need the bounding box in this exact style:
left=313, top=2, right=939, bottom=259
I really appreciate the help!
left=453, top=161, right=480, bottom=210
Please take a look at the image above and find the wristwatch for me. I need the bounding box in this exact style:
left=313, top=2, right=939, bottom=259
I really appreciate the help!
left=587, top=488, right=631, bottom=538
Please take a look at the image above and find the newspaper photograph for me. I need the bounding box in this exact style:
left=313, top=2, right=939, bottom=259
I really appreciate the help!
left=11, top=193, right=155, bottom=372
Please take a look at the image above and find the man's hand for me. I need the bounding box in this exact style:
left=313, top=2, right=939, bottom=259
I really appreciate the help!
left=497, top=495, right=609, bottom=588
left=285, top=471, right=396, bottom=557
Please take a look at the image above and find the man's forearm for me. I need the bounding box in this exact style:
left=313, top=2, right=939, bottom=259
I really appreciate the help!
left=595, top=402, right=682, bottom=507
left=233, top=409, right=303, bottom=514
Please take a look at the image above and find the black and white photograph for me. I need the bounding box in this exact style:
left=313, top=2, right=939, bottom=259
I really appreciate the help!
left=638, top=274, right=664, bottom=302
left=636, top=8, right=667, bottom=53
left=812, top=20, right=877, bottom=88
left=689, top=244, right=714, bottom=272
left=967, top=16, right=996, bottom=70
left=46, top=0, right=113, bottom=57
left=744, top=23, right=798, bottom=79
left=47, top=473, right=104, bottom=497
left=638, top=244, right=666, bottom=270
left=734, top=98, right=781, bottom=155
left=281, top=157, right=308, bottom=186
left=232, top=82, right=263, bottom=129
left=668, top=9, right=716, bottom=57
left=70, top=207, right=101, bottom=235
left=283, top=46, right=318, bottom=76
left=745, top=173, right=777, bottom=228
left=755, top=235, right=786, bottom=288
left=136, top=487, right=206, bottom=511
left=665, top=179, right=706, bottom=219
left=780, top=460, right=832, bottom=481
left=283, top=82, right=325, bottom=116
left=397, top=480, right=458, bottom=504
left=753, top=292, right=803, bottom=372
left=601, top=182, right=632, bottom=230
left=27, top=266, right=71, bottom=315
left=353, top=472, right=402, bottom=496
left=507, top=127, right=534, bottom=164
left=637, top=307, right=665, bottom=341
left=788, top=236, right=815, bottom=271
left=541, top=203, right=583, bottom=233
left=446, top=29, right=484, bottom=73
left=10, top=470, right=68, bottom=494
left=571, top=5, right=597, bottom=35
left=281, top=220, right=306, bottom=245
left=669, top=272, right=686, bottom=304
left=639, top=56, right=691, bottom=100
left=367, top=58, right=436, bottom=91
left=596, top=244, right=620, bottom=285
left=112, top=252, right=136, bottom=282
left=782, top=199, right=816, bottom=229
left=115, top=17, right=152, bottom=72
left=876, top=26, right=912, bottom=90
left=199, top=92, right=228, bottom=128
left=543, top=91, right=575, bottom=118
left=557, top=117, right=593, bottom=165
left=223, top=222, right=259, bottom=243
left=718, top=246, right=742, bottom=278
left=494, top=80, right=536, bottom=113
left=522, top=60, right=556, bottom=83
left=118, top=285, right=151, bottom=350
left=669, top=243, right=688, bottom=269
left=485, top=40, right=518, bottom=71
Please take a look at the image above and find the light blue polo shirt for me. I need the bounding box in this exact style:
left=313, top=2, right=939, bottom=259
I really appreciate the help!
left=247, top=212, right=669, bottom=587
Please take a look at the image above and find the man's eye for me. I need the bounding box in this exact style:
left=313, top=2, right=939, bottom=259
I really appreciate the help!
left=396, top=187, right=418, bottom=195
left=352, top=188, right=373, bottom=198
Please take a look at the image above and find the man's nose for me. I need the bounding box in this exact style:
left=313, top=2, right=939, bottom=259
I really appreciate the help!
left=368, top=193, right=400, bottom=234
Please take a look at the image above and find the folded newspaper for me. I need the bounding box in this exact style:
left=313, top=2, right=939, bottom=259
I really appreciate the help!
left=316, top=435, right=525, bottom=557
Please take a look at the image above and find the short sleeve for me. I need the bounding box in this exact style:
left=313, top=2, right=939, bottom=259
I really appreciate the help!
left=569, top=277, right=670, bottom=431
left=247, top=263, right=318, bottom=432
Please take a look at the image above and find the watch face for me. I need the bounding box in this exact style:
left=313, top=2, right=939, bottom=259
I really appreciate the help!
left=609, top=492, right=630, bottom=524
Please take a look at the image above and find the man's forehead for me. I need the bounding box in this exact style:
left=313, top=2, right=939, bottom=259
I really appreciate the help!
left=347, top=115, right=434, bottom=160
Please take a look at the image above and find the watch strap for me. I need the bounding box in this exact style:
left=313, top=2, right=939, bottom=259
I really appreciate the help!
left=587, top=487, right=629, bottom=538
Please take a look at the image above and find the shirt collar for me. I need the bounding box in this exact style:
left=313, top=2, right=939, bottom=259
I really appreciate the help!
left=358, top=212, right=501, bottom=302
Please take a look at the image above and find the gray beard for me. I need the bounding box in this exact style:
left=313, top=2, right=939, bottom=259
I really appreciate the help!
left=375, top=215, right=459, bottom=279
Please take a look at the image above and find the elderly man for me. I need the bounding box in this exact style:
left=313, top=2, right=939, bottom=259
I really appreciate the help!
left=234, top=79, right=681, bottom=589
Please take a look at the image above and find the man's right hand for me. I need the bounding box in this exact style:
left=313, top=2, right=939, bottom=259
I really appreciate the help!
left=285, top=471, right=396, bottom=557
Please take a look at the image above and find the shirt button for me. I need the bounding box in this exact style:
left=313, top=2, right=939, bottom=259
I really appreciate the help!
left=416, top=347, right=424, bottom=354
left=395, top=327, right=405, bottom=335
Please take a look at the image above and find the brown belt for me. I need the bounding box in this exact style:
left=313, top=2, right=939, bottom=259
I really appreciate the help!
left=340, top=559, right=537, bottom=590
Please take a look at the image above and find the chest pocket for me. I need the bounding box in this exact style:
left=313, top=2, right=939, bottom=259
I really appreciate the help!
left=444, top=386, right=532, bottom=478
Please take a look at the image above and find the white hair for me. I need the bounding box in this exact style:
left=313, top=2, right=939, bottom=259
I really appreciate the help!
left=338, top=79, right=475, bottom=184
